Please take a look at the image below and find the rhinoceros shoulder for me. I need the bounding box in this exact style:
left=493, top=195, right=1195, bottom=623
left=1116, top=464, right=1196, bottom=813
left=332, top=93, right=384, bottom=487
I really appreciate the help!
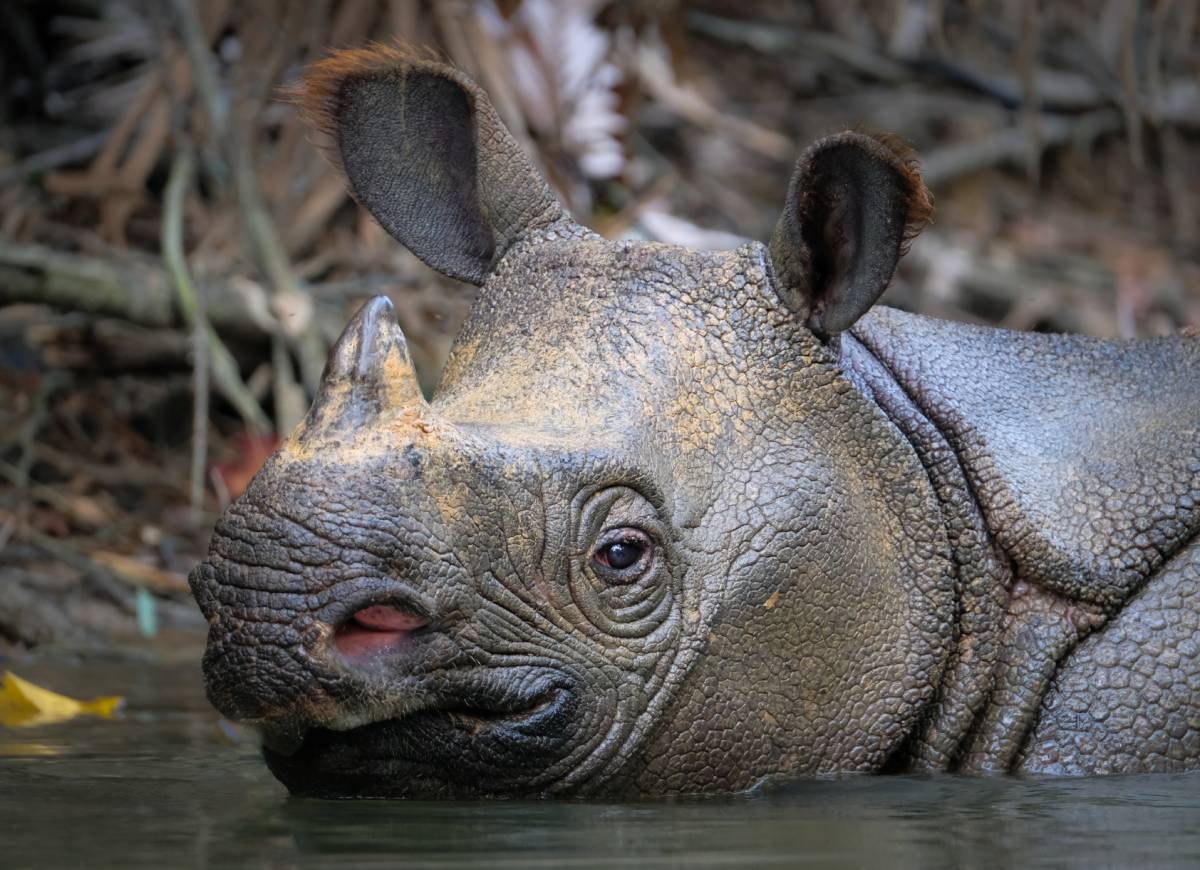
left=852, top=306, right=1200, bottom=608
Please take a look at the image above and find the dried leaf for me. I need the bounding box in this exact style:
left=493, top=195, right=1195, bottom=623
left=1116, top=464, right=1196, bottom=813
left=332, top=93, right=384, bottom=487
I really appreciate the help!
left=62, top=493, right=110, bottom=529
left=91, top=551, right=191, bottom=597
left=481, top=0, right=628, bottom=181
left=229, top=276, right=279, bottom=333
left=210, top=431, right=280, bottom=500
left=271, top=289, right=316, bottom=338
left=0, top=672, right=124, bottom=728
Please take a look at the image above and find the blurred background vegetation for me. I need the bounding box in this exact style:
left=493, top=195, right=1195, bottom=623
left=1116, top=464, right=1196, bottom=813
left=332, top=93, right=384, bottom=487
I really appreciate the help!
left=1, top=0, right=1197, bottom=652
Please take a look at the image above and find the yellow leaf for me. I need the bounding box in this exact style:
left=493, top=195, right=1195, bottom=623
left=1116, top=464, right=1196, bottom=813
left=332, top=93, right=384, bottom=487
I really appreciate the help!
left=0, top=671, right=124, bottom=728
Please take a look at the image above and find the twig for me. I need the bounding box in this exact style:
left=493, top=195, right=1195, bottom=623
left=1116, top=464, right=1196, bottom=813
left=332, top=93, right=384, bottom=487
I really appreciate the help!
left=231, top=131, right=322, bottom=430
left=688, top=11, right=909, bottom=83
left=162, top=148, right=270, bottom=433
left=0, top=513, right=15, bottom=556
left=0, top=459, right=109, bottom=532
left=31, top=443, right=188, bottom=493
left=0, top=237, right=346, bottom=344
left=1119, top=0, right=1145, bottom=169
left=159, top=15, right=214, bottom=509
left=2, top=377, right=62, bottom=554
left=5, top=371, right=67, bottom=554
left=0, top=130, right=111, bottom=186
left=688, top=8, right=1110, bottom=112
left=19, top=526, right=191, bottom=598
left=1145, top=0, right=1174, bottom=126
left=635, top=43, right=793, bottom=162
left=169, top=0, right=324, bottom=429
left=1161, top=127, right=1198, bottom=248
left=12, top=372, right=66, bottom=492
left=0, top=239, right=257, bottom=333
left=906, top=232, right=1119, bottom=335
left=167, top=0, right=226, bottom=137
left=1018, top=0, right=1042, bottom=186
left=911, top=56, right=1107, bottom=112
left=190, top=266, right=209, bottom=526
left=91, top=549, right=192, bottom=597
left=920, top=109, right=1124, bottom=189
left=163, top=0, right=227, bottom=185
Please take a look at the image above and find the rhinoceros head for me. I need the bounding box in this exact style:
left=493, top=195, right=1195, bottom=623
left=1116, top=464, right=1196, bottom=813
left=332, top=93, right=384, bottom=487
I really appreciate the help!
left=190, top=44, right=954, bottom=798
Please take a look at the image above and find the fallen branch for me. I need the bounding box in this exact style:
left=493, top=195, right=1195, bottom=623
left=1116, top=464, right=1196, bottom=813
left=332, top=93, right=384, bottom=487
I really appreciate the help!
left=635, top=42, right=793, bottom=161
left=920, top=109, right=1124, bottom=188
left=18, top=527, right=191, bottom=598
left=0, top=130, right=111, bottom=187
left=91, top=550, right=192, bottom=598
left=169, top=0, right=323, bottom=430
left=0, top=239, right=257, bottom=333
left=687, top=11, right=1200, bottom=123
left=162, top=149, right=271, bottom=433
left=688, top=11, right=910, bottom=84
left=31, top=443, right=188, bottom=493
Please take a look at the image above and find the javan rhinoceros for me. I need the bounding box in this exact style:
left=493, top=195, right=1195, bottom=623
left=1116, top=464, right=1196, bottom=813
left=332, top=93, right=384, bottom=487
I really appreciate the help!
left=189, top=44, right=1200, bottom=798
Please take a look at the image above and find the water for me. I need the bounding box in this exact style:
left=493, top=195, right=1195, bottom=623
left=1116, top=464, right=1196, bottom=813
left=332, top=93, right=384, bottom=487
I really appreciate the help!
left=3, top=652, right=1200, bottom=869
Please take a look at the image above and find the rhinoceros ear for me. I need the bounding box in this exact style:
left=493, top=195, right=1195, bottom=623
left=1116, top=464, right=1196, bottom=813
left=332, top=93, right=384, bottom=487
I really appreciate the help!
left=291, top=44, right=569, bottom=285
left=768, top=132, right=932, bottom=337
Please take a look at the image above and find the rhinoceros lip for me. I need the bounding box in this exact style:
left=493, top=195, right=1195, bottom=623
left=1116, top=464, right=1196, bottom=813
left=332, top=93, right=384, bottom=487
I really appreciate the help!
left=260, top=676, right=573, bottom=759
left=260, top=680, right=577, bottom=798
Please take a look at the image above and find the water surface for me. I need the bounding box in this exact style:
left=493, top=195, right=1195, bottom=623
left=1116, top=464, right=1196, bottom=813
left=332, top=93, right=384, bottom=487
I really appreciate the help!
left=3, top=654, right=1199, bottom=868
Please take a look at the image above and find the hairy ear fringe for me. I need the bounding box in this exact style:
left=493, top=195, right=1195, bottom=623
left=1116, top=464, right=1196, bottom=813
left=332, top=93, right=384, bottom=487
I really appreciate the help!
left=280, top=40, right=453, bottom=177
left=868, top=132, right=934, bottom=255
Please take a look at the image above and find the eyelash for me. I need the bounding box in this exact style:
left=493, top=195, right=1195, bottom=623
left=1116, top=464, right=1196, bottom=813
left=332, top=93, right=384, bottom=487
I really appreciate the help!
left=591, top=529, right=653, bottom=578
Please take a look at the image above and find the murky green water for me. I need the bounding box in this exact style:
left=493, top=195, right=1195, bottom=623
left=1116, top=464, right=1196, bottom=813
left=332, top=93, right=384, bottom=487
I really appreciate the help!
left=2, top=653, right=1199, bottom=869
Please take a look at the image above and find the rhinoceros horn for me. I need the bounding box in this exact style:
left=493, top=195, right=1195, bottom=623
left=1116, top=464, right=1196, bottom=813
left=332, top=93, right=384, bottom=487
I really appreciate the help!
left=307, top=296, right=426, bottom=430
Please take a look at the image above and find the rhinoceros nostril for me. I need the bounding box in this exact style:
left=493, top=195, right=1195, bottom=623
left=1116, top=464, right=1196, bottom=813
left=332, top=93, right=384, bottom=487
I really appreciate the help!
left=334, top=604, right=430, bottom=661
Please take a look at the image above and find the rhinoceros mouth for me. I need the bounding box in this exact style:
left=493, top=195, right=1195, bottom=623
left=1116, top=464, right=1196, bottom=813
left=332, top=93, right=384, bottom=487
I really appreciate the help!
left=260, top=677, right=579, bottom=798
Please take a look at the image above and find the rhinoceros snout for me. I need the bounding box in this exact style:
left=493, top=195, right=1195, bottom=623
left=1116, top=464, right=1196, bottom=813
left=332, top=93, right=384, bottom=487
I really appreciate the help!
left=192, top=545, right=447, bottom=725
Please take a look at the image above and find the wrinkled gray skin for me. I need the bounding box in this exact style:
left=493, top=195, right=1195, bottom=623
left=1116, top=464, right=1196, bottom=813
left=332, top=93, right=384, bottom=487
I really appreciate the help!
left=189, top=47, right=1200, bottom=798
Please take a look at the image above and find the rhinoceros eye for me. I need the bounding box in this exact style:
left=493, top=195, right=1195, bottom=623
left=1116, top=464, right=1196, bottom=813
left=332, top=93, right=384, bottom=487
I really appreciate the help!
left=601, top=541, right=641, bottom=569
left=591, top=529, right=653, bottom=582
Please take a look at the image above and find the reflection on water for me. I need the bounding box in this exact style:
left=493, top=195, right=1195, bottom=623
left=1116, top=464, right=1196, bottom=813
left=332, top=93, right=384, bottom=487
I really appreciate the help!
left=2, top=656, right=1199, bottom=869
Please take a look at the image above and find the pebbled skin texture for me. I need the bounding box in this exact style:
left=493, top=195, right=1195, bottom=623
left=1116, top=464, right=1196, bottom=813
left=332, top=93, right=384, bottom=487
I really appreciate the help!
left=1018, top=538, right=1200, bottom=774
left=191, top=46, right=1200, bottom=798
left=850, top=307, right=1200, bottom=773
left=839, top=332, right=1010, bottom=771
left=852, top=307, right=1200, bottom=609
